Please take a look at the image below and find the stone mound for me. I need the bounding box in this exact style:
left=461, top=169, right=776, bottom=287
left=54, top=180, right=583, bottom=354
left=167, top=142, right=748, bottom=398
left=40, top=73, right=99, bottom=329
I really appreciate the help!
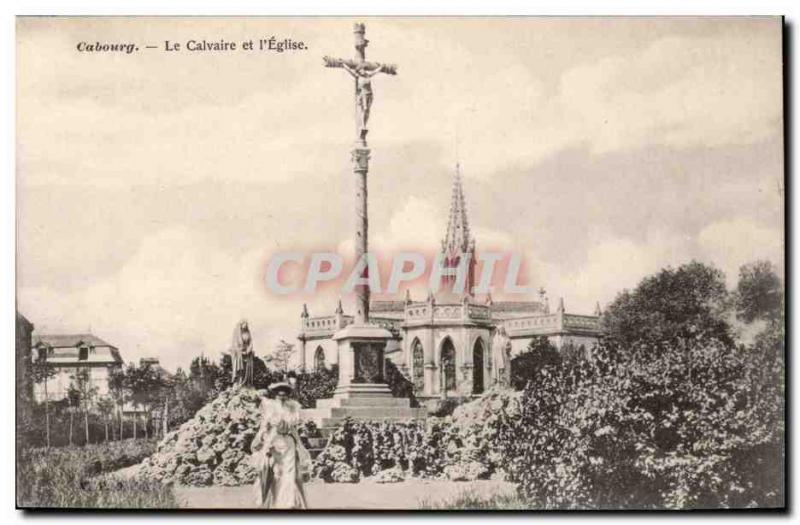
left=139, top=386, right=263, bottom=486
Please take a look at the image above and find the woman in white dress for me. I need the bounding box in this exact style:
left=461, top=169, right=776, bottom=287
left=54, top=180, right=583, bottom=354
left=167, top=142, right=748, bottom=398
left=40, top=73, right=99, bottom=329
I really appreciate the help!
left=251, top=382, right=311, bottom=509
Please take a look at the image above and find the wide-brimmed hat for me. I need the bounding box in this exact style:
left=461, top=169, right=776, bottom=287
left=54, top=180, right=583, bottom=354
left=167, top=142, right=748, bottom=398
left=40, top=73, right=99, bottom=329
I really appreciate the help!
left=268, top=382, right=293, bottom=395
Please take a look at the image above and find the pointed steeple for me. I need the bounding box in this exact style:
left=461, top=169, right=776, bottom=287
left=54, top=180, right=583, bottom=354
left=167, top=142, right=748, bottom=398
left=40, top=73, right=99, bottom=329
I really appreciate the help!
left=443, top=163, right=472, bottom=256
left=301, top=303, right=309, bottom=318
left=440, top=163, right=477, bottom=294
left=594, top=301, right=602, bottom=317
left=335, top=298, right=344, bottom=314
left=557, top=297, right=565, bottom=313
left=405, top=289, right=412, bottom=305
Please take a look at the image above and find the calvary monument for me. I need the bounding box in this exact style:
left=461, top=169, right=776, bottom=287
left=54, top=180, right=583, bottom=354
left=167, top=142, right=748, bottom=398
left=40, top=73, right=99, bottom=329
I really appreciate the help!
left=303, top=23, right=427, bottom=427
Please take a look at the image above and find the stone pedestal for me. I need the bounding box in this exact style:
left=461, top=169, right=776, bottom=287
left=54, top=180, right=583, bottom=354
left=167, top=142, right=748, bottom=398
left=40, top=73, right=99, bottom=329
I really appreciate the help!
left=332, top=323, right=393, bottom=398
left=302, top=323, right=427, bottom=435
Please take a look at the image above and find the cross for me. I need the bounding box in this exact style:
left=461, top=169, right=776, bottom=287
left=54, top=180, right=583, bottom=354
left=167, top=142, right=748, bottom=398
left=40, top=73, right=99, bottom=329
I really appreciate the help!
left=323, top=23, right=397, bottom=144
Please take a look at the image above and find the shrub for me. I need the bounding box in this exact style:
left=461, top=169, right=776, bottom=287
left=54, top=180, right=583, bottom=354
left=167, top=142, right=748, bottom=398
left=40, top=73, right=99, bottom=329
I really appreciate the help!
left=491, top=336, right=784, bottom=509
left=373, top=466, right=406, bottom=483
left=510, top=336, right=562, bottom=390
left=295, top=366, right=339, bottom=409
left=384, top=359, right=420, bottom=407
left=427, top=397, right=467, bottom=417
left=312, top=417, right=494, bottom=483
left=443, top=461, right=488, bottom=481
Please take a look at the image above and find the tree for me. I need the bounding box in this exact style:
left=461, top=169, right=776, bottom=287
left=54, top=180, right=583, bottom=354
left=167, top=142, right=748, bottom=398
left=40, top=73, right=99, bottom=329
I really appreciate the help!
left=96, top=396, right=115, bottom=442
left=68, top=368, right=98, bottom=445
left=265, top=340, right=296, bottom=375
left=510, top=337, right=562, bottom=391
left=602, top=261, right=733, bottom=351
left=491, top=261, right=785, bottom=509
left=219, top=353, right=273, bottom=390
left=29, top=354, right=56, bottom=448
left=189, top=355, right=221, bottom=394
left=108, top=366, right=126, bottom=439
left=734, top=260, right=783, bottom=325
left=124, top=362, right=167, bottom=439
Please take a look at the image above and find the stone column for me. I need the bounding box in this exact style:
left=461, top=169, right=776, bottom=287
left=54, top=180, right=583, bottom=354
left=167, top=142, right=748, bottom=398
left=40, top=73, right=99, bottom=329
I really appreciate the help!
left=352, top=147, right=370, bottom=323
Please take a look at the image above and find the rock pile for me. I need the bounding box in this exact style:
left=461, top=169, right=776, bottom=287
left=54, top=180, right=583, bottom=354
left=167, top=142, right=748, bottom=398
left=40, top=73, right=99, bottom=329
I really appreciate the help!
left=139, top=387, right=264, bottom=486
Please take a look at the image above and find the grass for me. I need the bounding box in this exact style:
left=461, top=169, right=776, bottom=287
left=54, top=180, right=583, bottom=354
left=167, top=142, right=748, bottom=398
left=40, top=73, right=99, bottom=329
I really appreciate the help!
left=17, top=438, right=177, bottom=509
left=419, top=488, right=533, bottom=510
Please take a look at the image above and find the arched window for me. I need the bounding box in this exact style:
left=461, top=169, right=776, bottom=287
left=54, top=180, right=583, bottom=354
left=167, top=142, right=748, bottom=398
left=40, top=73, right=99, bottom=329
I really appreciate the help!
left=440, top=338, right=456, bottom=393
left=472, top=338, right=485, bottom=395
left=314, top=346, right=326, bottom=371
left=412, top=339, right=424, bottom=393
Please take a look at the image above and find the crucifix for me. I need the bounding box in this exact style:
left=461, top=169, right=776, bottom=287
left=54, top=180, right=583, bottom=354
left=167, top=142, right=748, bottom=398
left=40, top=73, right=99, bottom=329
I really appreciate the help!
left=324, top=23, right=397, bottom=324
left=324, top=23, right=397, bottom=145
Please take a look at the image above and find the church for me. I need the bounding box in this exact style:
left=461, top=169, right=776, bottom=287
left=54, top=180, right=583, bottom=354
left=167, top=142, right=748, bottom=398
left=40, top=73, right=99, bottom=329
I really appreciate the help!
left=297, top=166, right=603, bottom=400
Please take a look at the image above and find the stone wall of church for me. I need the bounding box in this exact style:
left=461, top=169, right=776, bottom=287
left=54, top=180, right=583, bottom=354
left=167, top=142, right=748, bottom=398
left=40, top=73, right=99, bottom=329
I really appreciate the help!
left=303, top=338, right=339, bottom=371
left=402, top=325, right=492, bottom=397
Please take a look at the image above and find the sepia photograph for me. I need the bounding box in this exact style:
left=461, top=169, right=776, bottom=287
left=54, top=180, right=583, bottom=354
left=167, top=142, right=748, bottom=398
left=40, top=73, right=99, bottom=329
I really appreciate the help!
left=14, top=16, right=785, bottom=510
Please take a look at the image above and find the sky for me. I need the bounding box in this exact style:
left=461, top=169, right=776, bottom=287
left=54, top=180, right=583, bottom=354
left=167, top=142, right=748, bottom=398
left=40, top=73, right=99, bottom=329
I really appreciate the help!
left=16, top=17, right=784, bottom=371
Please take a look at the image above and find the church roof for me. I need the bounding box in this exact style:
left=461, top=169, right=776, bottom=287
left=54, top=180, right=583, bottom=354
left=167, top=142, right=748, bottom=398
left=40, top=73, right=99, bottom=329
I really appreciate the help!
left=442, top=163, right=473, bottom=255
left=370, top=300, right=406, bottom=313
left=490, top=301, right=545, bottom=313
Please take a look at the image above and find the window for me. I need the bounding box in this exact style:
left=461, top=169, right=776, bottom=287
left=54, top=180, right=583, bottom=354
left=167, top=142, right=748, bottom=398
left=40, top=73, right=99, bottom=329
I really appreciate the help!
left=314, top=346, right=326, bottom=371
left=441, top=338, right=456, bottom=392
left=78, top=346, right=89, bottom=361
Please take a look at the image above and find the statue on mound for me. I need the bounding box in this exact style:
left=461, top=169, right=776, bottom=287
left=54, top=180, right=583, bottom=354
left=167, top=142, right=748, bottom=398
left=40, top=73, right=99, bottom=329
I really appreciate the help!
left=230, top=319, right=254, bottom=386
left=491, top=324, right=512, bottom=387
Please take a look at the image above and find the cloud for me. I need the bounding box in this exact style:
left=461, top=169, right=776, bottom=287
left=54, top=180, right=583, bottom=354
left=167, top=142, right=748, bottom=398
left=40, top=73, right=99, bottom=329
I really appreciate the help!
left=525, top=32, right=783, bottom=172
left=697, top=218, right=784, bottom=285
left=19, top=19, right=781, bottom=191
left=521, top=229, right=686, bottom=314
left=16, top=18, right=784, bottom=371
left=18, top=226, right=304, bottom=371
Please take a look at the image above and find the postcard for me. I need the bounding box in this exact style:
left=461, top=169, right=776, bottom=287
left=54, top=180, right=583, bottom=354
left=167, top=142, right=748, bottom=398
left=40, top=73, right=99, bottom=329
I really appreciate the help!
left=15, top=16, right=785, bottom=510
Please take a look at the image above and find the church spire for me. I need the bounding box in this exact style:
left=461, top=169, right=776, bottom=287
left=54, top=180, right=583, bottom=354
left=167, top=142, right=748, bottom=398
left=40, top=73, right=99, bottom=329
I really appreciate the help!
left=440, top=163, right=476, bottom=295
left=443, top=163, right=472, bottom=255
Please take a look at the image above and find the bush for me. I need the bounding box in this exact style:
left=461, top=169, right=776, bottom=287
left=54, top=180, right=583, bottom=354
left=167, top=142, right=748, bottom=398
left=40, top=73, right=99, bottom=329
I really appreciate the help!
left=428, top=396, right=471, bottom=417
left=17, top=438, right=173, bottom=508
left=491, top=336, right=784, bottom=509
left=295, top=366, right=339, bottom=409
left=510, top=337, right=562, bottom=390
left=384, top=359, right=420, bottom=407
left=312, top=417, right=494, bottom=483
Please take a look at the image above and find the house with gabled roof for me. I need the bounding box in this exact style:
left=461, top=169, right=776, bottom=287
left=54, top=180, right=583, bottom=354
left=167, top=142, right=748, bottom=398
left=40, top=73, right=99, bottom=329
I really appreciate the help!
left=31, top=333, right=124, bottom=403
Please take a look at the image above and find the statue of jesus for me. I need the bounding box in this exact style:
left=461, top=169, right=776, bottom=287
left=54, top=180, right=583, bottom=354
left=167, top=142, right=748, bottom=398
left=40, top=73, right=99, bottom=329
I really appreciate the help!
left=323, top=52, right=396, bottom=141
left=341, top=62, right=382, bottom=138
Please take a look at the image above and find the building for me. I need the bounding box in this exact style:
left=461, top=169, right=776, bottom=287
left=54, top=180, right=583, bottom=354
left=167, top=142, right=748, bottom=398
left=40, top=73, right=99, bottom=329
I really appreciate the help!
left=298, top=167, right=603, bottom=400
left=31, top=333, right=123, bottom=403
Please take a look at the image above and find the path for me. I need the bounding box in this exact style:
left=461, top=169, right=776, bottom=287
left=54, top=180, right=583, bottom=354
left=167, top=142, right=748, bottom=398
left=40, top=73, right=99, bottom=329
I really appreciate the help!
left=175, top=479, right=516, bottom=510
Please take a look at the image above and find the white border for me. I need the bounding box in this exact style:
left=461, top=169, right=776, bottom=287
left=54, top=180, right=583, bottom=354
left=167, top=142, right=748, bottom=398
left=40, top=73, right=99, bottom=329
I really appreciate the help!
left=3, top=1, right=797, bottom=523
